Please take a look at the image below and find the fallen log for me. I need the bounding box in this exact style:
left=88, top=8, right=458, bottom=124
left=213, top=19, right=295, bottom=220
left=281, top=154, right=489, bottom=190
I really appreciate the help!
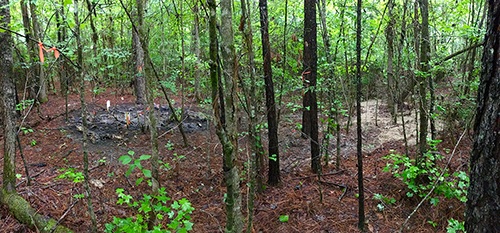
left=0, top=189, right=73, bottom=233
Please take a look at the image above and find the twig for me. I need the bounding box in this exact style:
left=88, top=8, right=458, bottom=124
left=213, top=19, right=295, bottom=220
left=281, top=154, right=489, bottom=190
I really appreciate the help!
left=48, top=199, right=79, bottom=233
left=123, top=174, right=133, bottom=187
left=200, top=209, right=223, bottom=233
left=89, top=162, right=104, bottom=172
left=435, top=41, right=484, bottom=65
left=319, top=179, right=346, bottom=189
left=17, top=134, right=32, bottom=186
left=292, top=170, right=346, bottom=180
left=30, top=215, right=40, bottom=233
left=16, top=169, right=46, bottom=188
left=56, top=149, right=74, bottom=163
left=398, top=127, right=468, bottom=232
left=339, top=186, right=348, bottom=202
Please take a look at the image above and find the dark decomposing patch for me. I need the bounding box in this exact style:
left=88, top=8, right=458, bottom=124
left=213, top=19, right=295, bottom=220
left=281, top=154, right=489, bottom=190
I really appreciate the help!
left=70, top=103, right=208, bottom=144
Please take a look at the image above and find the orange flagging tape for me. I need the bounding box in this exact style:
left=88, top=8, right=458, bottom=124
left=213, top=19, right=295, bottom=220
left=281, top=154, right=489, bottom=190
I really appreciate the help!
left=38, top=42, right=59, bottom=63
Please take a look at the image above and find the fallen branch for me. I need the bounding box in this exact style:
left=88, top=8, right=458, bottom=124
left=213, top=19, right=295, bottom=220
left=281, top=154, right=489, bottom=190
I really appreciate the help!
left=292, top=170, right=346, bottom=180
left=435, top=41, right=484, bottom=65
left=319, top=179, right=346, bottom=189
left=16, top=169, right=46, bottom=188
left=48, top=199, right=79, bottom=233
left=56, top=149, right=74, bottom=163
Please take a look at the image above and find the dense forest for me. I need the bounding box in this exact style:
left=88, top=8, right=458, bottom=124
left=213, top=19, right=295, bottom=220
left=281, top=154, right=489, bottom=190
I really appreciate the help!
left=0, top=0, right=499, bottom=232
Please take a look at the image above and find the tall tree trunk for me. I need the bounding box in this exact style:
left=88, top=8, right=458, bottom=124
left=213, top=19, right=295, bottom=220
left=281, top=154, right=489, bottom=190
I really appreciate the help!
left=417, top=0, right=430, bottom=165
left=128, top=0, right=162, bottom=229
left=317, top=0, right=331, bottom=166
left=85, top=0, right=98, bottom=70
left=356, top=0, right=365, bottom=230
left=74, top=1, right=98, bottom=231
left=1, top=3, right=17, bottom=194
left=219, top=0, right=244, bottom=231
left=133, top=0, right=147, bottom=105
left=465, top=1, right=500, bottom=231
left=303, top=0, right=320, bottom=174
left=193, top=0, right=202, bottom=102
left=240, top=0, right=261, bottom=230
left=1, top=1, right=71, bottom=231
left=179, top=0, right=189, bottom=147
left=208, top=0, right=218, bottom=104
left=385, top=0, right=397, bottom=123
left=20, top=0, right=35, bottom=104
left=29, top=2, right=47, bottom=103
left=259, top=0, right=280, bottom=185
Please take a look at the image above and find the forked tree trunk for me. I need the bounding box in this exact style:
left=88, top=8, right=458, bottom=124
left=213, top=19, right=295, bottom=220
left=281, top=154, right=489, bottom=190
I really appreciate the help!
left=465, top=1, right=500, bottom=231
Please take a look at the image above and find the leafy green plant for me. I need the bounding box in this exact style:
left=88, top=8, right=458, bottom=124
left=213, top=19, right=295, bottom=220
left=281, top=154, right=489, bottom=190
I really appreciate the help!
left=105, top=187, right=194, bottom=233
left=20, top=127, right=34, bottom=134
left=119, top=151, right=152, bottom=186
left=56, top=168, right=84, bottom=183
left=382, top=140, right=469, bottom=205
left=31, top=139, right=37, bottom=146
left=446, top=218, right=465, bottom=233
left=372, top=193, right=396, bottom=211
left=97, top=157, right=107, bottom=164
left=92, top=86, right=106, bottom=95
left=16, top=99, right=34, bottom=111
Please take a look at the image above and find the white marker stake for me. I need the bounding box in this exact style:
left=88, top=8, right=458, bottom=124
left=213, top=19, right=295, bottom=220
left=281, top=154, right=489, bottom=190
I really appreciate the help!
left=107, top=100, right=110, bottom=111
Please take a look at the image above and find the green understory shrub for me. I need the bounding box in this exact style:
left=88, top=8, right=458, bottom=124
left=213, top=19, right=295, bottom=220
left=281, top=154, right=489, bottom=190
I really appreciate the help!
left=382, top=139, right=468, bottom=231
left=105, top=188, right=194, bottom=233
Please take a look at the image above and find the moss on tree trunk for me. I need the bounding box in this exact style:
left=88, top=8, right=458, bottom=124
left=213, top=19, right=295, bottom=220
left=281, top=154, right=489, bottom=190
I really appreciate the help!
left=0, top=190, right=72, bottom=233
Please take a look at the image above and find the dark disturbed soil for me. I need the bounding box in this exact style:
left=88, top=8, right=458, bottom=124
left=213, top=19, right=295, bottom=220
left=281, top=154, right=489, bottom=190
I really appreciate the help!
left=0, top=86, right=470, bottom=232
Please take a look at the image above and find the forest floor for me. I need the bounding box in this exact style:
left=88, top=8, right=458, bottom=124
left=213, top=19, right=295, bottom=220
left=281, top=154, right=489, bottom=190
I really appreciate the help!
left=0, top=86, right=471, bottom=233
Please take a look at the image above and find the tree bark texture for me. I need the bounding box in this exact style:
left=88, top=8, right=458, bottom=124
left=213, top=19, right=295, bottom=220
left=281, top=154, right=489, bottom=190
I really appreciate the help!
left=1, top=0, right=17, bottom=193
left=240, top=0, right=261, bottom=230
left=303, top=0, right=320, bottom=173
left=219, top=0, right=244, bottom=231
left=259, top=0, right=280, bottom=185
left=356, top=0, right=365, bottom=230
left=133, top=0, right=147, bottom=105
left=465, top=1, right=500, bottom=231
left=417, top=0, right=430, bottom=162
